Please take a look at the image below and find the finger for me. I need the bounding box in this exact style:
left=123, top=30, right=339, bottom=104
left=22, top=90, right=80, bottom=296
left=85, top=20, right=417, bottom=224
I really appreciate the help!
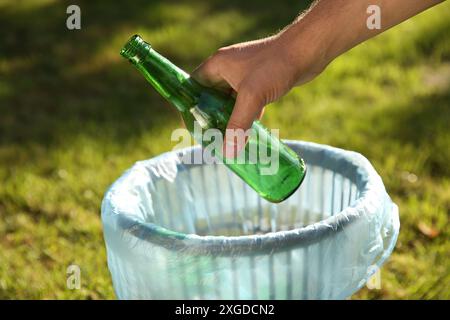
left=191, top=55, right=229, bottom=90
left=223, top=89, right=264, bottom=158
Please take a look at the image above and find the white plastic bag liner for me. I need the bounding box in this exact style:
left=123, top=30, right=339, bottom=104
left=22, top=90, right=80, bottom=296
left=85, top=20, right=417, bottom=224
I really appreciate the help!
left=101, top=141, right=399, bottom=299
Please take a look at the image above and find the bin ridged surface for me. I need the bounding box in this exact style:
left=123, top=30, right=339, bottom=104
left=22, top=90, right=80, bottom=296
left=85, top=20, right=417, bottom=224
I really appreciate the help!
left=101, top=141, right=399, bottom=299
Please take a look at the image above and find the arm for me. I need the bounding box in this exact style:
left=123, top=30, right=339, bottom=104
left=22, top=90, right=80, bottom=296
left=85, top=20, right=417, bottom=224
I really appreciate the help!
left=192, top=0, right=444, bottom=157
left=282, top=0, right=444, bottom=72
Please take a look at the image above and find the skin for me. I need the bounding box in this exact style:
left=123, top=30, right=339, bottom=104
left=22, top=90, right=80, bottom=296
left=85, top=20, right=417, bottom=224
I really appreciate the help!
left=192, top=0, right=444, bottom=157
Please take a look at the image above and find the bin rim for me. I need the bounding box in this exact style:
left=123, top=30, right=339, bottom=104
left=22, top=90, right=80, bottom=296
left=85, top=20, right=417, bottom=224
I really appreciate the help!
left=103, top=140, right=395, bottom=257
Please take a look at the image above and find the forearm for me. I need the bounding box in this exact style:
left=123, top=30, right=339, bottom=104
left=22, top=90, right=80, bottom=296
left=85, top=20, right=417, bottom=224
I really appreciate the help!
left=192, top=0, right=444, bottom=135
left=278, top=0, right=444, bottom=70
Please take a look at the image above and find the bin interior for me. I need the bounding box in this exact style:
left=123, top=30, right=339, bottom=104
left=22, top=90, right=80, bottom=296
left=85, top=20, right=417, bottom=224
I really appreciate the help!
left=146, top=162, right=358, bottom=237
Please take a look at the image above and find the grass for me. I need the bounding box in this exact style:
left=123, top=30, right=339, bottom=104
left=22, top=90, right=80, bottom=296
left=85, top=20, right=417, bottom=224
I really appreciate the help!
left=0, top=0, right=449, bottom=299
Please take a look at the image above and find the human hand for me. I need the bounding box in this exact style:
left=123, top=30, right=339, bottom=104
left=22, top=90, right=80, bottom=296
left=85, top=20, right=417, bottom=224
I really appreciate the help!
left=192, top=35, right=327, bottom=156
left=192, top=0, right=443, bottom=157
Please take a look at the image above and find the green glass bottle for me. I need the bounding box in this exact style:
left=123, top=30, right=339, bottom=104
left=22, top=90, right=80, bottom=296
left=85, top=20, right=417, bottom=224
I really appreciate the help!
left=120, top=35, right=306, bottom=203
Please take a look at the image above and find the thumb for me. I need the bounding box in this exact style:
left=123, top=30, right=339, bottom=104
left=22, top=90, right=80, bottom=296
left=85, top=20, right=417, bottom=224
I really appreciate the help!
left=223, top=88, right=263, bottom=158
left=191, top=54, right=231, bottom=92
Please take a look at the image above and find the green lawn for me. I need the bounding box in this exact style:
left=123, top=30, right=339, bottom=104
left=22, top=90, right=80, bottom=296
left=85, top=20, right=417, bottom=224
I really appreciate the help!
left=0, top=0, right=449, bottom=299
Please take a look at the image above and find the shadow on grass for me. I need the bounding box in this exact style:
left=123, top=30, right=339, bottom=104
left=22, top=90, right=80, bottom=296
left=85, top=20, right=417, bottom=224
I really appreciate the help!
left=0, top=0, right=312, bottom=150
left=0, top=0, right=447, bottom=161
left=0, top=0, right=173, bottom=148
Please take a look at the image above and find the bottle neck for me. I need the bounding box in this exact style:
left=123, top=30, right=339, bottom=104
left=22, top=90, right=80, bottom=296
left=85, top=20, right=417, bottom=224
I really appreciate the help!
left=120, top=35, right=201, bottom=112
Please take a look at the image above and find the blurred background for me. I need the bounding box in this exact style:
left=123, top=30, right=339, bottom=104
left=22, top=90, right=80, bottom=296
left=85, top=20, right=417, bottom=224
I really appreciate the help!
left=0, top=0, right=448, bottom=299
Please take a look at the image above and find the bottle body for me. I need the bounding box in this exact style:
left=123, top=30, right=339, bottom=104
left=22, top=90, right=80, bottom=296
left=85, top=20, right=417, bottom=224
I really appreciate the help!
left=121, top=35, right=306, bottom=202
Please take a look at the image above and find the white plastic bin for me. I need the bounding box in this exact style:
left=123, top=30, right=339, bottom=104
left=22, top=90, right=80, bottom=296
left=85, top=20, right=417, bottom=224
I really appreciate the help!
left=101, top=141, right=399, bottom=299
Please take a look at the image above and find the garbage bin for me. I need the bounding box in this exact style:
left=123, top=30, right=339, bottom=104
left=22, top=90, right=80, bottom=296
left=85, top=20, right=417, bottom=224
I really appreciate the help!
left=101, top=141, right=399, bottom=299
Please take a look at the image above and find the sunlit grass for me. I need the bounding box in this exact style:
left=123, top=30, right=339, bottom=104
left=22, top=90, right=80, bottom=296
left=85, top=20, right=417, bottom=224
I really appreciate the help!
left=0, top=0, right=448, bottom=299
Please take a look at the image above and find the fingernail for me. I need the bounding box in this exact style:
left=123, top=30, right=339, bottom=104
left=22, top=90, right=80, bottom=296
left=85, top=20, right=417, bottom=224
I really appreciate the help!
left=223, top=137, right=237, bottom=159
left=223, top=129, right=247, bottom=159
